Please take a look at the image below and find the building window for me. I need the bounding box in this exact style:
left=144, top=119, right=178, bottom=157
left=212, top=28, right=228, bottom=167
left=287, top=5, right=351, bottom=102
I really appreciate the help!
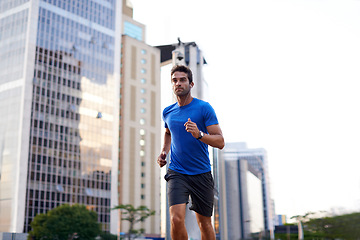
left=140, top=108, right=146, bottom=113
left=140, top=98, right=146, bottom=104
left=140, top=78, right=146, bottom=84
left=139, top=129, right=145, bottom=135
left=139, top=139, right=145, bottom=146
left=140, top=88, right=146, bottom=94
left=139, top=118, right=145, bottom=125
left=140, top=150, right=145, bottom=157
left=124, top=21, right=143, bottom=41
left=141, top=49, right=146, bottom=55
left=141, top=68, right=146, bottom=74
left=141, top=194, right=145, bottom=199
left=141, top=59, right=146, bottom=64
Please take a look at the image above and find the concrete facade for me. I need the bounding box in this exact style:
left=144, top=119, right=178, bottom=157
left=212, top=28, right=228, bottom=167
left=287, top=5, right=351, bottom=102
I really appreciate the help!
left=216, top=142, right=274, bottom=239
left=118, top=2, right=162, bottom=236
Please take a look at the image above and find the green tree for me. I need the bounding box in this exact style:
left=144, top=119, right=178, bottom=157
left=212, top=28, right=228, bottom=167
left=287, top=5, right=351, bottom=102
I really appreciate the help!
left=99, top=231, right=118, bottom=240
left=304, top=212, right=360, bottom=239
left=28, top=204, right=101, bottom=240
left=112, top=204, right=155, bottom=240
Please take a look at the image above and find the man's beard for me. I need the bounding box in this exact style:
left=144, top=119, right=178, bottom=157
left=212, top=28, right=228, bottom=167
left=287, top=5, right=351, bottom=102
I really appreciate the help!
left=174, top=87, right=190, bottom=97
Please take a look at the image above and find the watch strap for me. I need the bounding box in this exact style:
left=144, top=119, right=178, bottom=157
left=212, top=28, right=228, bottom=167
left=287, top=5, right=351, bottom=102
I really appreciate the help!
left=197, top=131, right=203, bottom=140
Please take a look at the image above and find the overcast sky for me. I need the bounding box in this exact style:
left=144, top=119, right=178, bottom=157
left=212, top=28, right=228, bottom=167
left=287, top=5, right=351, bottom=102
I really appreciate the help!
left=131, top=0, right=360, bottom=218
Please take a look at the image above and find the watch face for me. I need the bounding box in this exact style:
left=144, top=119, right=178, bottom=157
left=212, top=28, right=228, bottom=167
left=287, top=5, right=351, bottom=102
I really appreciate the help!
left=198, top=131, right=203, bottom=139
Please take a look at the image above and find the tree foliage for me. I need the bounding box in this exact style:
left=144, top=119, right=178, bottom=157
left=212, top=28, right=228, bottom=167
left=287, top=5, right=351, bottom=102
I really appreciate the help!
left=28, top=204, right=101, bottom=240
left=304, top=212, right=360, bottom=239
left=99, top=231, right=118, bottom=240
left=112, top=204, right=155, bottom=240
left=276, top=212, right=360, bottom=240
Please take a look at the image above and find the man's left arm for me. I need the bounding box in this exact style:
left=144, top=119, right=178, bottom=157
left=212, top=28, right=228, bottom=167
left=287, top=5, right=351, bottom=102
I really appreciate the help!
left=202, top=124, right=225, bottom=149
left=185, top=119, right=225, bottom=149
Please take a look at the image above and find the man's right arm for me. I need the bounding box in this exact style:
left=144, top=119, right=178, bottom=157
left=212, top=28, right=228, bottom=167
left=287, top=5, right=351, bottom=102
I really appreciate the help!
left=157, top=128, right=171, bottom=168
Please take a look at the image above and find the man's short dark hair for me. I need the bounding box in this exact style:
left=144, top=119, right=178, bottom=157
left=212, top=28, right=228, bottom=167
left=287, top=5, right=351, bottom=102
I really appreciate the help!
left=171, top=65, right=193, bottom=84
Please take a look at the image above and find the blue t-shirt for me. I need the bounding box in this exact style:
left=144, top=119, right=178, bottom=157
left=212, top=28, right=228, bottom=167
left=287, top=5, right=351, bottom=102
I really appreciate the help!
left=163, top=98, right=219, bottom=175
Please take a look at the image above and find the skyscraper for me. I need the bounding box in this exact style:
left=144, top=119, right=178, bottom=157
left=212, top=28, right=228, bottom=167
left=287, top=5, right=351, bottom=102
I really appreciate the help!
left=0, top=0, right=122, bottom=234
left=118, top=1, right=161, bottom=236
left=156, top=40, right=209, bottom=240
left=216, top=142, right=275, bottom=239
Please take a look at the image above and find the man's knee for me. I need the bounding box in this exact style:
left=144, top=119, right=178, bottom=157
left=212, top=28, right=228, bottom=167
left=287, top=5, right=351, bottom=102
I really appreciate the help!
left=196, top=214, right=213, bottom=231
left=198, top=219, right=213, bottom=232
left=170, top=213, right=185, bottom=226
left=170, top=204, right=186, bottom=227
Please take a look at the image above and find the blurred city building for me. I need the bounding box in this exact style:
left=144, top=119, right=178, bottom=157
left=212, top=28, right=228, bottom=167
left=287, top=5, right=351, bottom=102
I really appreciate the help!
left=157, top=39, right=209, bottom=101
left=156, top=39, right=209, bottom=240
left=0, top=232, right=27, bottom=240
left=274, top=225, right=298, bottom=235
left=276, top=214, right=288, bottom=226
left=215, top=142, right=275, bottom=239
left=0, top=0, right=121, bottom=234
left=118, top=0, right=161, bottom=236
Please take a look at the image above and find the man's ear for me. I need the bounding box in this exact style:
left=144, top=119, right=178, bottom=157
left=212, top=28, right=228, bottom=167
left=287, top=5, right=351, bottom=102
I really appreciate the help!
left=190, top=82, right=194, bottom=88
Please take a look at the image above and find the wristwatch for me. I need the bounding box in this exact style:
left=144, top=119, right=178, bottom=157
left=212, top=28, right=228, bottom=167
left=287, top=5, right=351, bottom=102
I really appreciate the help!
left=197, top=131, right=204, bottom=140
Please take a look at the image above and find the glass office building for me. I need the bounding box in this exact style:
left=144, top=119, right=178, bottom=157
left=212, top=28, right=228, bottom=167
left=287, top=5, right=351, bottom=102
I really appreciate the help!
left=0, top=0, right=121, bottom=233
left=216, top=142, right=274, bottom=239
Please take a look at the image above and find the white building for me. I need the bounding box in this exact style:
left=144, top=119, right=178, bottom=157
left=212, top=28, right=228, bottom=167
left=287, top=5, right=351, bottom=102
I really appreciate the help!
left=216, top=142, right=275, bottom=239
left=156, top=40, right=210, bottom=239
left=118, top=1, right=161, bottom=236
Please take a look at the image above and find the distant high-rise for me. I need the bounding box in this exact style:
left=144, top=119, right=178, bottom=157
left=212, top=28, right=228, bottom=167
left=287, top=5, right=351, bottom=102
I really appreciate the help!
left=156, top=40, right=209, bottom=240
left=118, top=1, right=161, bottom=236
left=0, top=0, right=121, bottom=234
left=216, top=142, right=275, bottom=239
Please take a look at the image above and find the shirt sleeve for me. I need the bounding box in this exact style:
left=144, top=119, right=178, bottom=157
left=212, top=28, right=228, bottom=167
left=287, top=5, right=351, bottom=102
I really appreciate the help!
left=163, top=108, right=168, bottom=128
left=203, top=102, right=219, bottom=127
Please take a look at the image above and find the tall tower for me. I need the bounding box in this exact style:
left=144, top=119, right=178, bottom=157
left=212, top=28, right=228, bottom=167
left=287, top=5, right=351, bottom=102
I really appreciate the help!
left=118, top=0, right=161, bottom=236
left=0, top=0, right=122, bottom=234
left=216, top=142, right=275, bottom=239
left=156, top=40, right=208, bottom=240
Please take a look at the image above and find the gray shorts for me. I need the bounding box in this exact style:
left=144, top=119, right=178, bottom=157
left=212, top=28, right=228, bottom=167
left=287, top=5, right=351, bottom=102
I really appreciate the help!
left=164, top=169, right=214, bottom=217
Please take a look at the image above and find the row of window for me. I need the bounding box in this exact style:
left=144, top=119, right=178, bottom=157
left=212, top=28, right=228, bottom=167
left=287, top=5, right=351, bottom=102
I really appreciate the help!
left=36, top=57, right=81, bottom=75
left=0, top=0, right=29, bottom=13
left=35, top=70, right=81, bottom=90
left=32, top=153, right=79, bottom=165
left=32, top=133, right=80, bottom=148
left=35, top=90, right=81, bottom=106
left=30, top=156, right=110, bottom=182
left=28, top=189, right=110, bottom=205
left=42, top=0, right=115, bottom=30
left=33, top=120, right=80, bottom=136
left=32, top=137, right=79, bottom=151
left=29, top=172, right=111, bottom=190
left=34, top=104, right=80, bottom=120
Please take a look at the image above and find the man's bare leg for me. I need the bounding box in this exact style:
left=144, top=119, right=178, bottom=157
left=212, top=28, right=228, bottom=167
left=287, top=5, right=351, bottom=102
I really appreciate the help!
left=169, top=204, right=188, bottom=240
left=196, top=212, right=215, bottom=240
